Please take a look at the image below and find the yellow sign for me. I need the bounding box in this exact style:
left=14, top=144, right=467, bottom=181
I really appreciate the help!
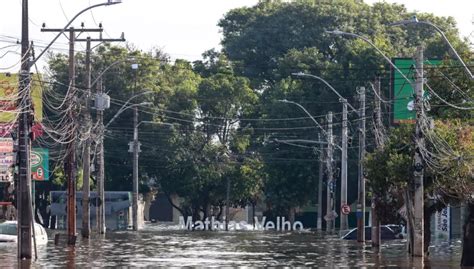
left=0, top=73, right=43, bottom=122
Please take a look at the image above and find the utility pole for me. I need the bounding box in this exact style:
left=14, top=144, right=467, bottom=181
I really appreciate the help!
left=65, top=27, right=77, bottom=246
left=81, top=37, right=92, bottom=238
left=357, top=87, right=366, bottom=243
left=413, top=46, right=425, bottom=257
left=317, top=133, right=323, bottom=231
left=96, top=78, right=106, bottom=234
left=75, top=33, right=125, bottom=238
left=372, top=78, right=382, bottom=250
left=326, top=112, right=334, bottom=233
left=132, top=106, right=139, bottom=231
left=225, top=177, right=230, bottom=231
left=41, top=26, right=102, bottom=245
left=18, top=0, right=33, bottom=260
left=340, top=100, right=348, bottom=231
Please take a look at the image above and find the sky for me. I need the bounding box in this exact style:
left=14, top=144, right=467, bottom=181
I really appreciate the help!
left=0, top=0, right=472, bottom=72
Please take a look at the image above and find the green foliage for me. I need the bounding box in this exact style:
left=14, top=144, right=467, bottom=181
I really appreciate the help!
left=366, top=121, right=474, bottom=223
left=44, top=0, right=472, bottom=222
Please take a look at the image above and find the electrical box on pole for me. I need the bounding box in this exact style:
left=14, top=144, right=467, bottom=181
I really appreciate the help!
left=95, top=93, right=111, bottom=111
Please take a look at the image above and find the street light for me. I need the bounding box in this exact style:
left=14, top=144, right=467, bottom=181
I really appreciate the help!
left=105, top=93, right=153, bottom=128
left=31, top=0, right=122, bottom=67
left=16, top=0, right=122, bottom=259
left=278, top=99, right=345, bottom=230
left=93, top=97, right=150, bottom=234
left=291, top=72, right=359, bottom=114
left=130, top=120, right=173, bottom=231
left=278, top=99, right=327, bottom=137
left=325, top=30, right=414, bottom=86
left=91, top=57, right=136, bottom=88
left=389, top=16, right=474, bottom=80
left=137, top=121, right=174, bottom=128
left=290, top=72, right=352, bottom=230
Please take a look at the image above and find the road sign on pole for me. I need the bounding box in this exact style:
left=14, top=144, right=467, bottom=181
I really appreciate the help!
left=341, top=204, right=351, bottom=215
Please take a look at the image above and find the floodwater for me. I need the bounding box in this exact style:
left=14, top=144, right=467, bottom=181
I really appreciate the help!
left=0, top=223, right=463, bottom=268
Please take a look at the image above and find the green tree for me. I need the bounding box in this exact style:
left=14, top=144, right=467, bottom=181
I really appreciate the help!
left=366, top=121, right=474, bottom=255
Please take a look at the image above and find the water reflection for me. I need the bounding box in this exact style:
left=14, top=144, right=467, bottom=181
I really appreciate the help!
left=0, top=223, right=462, bottom=268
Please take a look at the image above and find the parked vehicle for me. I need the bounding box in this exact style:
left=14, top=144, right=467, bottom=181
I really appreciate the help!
left=0, top=221, right=48, bottom=244
left=341, top=225, right=404, bottom=240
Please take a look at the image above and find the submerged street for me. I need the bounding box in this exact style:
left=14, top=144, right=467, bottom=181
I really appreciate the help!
left=0, top=224, right=462, bottom=267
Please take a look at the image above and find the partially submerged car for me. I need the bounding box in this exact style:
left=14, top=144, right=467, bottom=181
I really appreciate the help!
left=0, top=221, right=48, bottom=245
left=341, top=225, right=404, bottom=240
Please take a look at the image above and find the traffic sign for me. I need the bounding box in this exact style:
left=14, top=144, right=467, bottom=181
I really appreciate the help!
left=356, top=203, right=363, bottom=219
left=341, top=204, right=351, bottom=215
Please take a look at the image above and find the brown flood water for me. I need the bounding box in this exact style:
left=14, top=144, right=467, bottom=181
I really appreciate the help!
left=0, top=223, right=463, bottom=268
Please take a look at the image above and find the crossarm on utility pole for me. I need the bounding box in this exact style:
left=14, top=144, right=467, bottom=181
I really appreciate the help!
left=32, top=1, right=120, bottom=66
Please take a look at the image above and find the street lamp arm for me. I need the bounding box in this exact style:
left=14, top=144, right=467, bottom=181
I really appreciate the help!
left=326, top=30, right=414, bottom=87
left=31, top=1, right=121, bottom=67
left=418, top=21, right=473, bottom=78
left=390, top=18, right=473, bottom=80
left=91, top=60, right=122, bottom=88
left=277, top=99, right=342, bottom=151
left=292, top=72, right=358, bottom=114
left=278, top=99, right=326, bottom=134
left=276, top=139, right=328, bottom=144
left=105, top=101, right=151, bottom=128
left=91, top=57, right=137, bottom=88
left=137, top=121, right=174, bottom=128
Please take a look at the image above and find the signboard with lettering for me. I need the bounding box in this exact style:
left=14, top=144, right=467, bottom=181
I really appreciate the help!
left=391, top=59, right=441, bottom=124
left=0, top=138, right=13, bottom=182
left=32, top=148, right=49, bottom=181
left=435, top=206, right=450, bottom=239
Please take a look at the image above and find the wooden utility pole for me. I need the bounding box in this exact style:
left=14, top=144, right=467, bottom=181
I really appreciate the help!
left=340, top=100, right=348, bottom=231
left=372, top=78, right=382, bottom=250
left=413, top=46, right=425, bottom=257
left=18, top=0, right=33, bottom=260
left=357, top=87, right=366, bottom=242
left=317, top=134, right=323, bottom=231
left=65, top=28, right=77, bottom=246
left=41, top=26, right=103, bottom=245
left=325, top=112, right=334, bottom=232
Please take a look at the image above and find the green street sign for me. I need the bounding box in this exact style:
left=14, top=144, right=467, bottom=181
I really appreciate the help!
left=31, top=148, right=49, bottom=181
left=392, top=58, right=441, bottom=124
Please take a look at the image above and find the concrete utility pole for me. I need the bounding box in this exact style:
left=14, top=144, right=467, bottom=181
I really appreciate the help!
left=96, top=79, right=106, bottom=234
left=372, top=78, right=382, bottom=250
left=357, top=87, right=366, bottom=243
left=340, top=100, right=348, bottom=231
left=413, top=46, right=425, bottom=257
left=75, top=33, right=125, bottom=238
left=317, top=134, right=323, bottom=231
left=82, top=37, right=92, bottom=238
left=326, top=112, right=334, bottom=232
left=225, top=177, right=231, bottom=231
left=132, top=106, right=139, bottom=231
left=18, top=0, right=33, bottom=260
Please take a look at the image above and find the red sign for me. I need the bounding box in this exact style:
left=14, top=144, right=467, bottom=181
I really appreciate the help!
left=0, top=123, right=43, bottom=138
left=341, top=204, right=351, bottom=215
